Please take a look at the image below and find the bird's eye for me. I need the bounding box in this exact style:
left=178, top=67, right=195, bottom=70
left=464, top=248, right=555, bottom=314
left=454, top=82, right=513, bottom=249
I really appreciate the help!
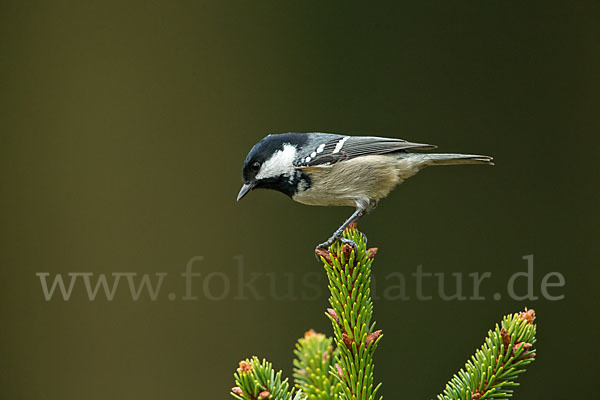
left=251, top=161, right=261, bottom=171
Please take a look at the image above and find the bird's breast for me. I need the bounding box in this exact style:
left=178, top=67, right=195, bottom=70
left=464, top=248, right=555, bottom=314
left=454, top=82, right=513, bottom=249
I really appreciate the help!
left=292, top=155, right=403, bottom=207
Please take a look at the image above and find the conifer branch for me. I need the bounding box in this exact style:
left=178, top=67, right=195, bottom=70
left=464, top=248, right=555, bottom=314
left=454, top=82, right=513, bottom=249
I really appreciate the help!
left=231, top=225, right=538, bottom=400
left=315, top=224, right=382, bottom=400
left=232, top=357, right=306, bottom=400
left=436, top=308, right=537, bottom=400
left=293, top=329, right=341, bottom=399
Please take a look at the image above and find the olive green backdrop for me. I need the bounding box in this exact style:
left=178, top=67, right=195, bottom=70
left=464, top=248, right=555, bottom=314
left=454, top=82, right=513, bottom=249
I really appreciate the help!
left=1, top=1, right=598, bottom=399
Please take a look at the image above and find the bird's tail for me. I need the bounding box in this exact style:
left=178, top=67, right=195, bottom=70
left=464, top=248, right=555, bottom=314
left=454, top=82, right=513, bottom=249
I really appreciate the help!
left=421, top=153, right=494, bottom=166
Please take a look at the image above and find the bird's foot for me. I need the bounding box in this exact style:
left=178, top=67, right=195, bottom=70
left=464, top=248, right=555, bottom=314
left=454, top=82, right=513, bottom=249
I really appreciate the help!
left=343, top=222, right=367, bottom=246
left=339, top=237, right=359, bottom=253
left=314, top=236, right=359, bottom=261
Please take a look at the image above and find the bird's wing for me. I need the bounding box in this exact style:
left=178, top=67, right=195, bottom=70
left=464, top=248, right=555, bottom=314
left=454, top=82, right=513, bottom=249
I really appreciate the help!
left=296, top=135, right=436, bottom=167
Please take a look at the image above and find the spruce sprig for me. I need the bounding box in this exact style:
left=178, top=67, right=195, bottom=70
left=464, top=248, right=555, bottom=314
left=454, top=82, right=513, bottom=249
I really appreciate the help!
left=436, top=309, right=537, bottom=400
left=231, top=225, right=538, bottom=400
left=293, top=329, right=341, bottom=400
left=316, top=225, right=383, bottom=400
left=232, top=357, right=306, bottom=400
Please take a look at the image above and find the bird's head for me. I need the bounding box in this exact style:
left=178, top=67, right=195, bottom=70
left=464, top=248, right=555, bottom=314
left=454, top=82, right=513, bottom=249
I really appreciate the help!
left=237, top=134, right=306, bottom=201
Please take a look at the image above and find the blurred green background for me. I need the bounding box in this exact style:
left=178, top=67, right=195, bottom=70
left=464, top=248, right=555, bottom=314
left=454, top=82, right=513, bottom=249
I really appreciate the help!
left=1, top=1, right=598, bottom=399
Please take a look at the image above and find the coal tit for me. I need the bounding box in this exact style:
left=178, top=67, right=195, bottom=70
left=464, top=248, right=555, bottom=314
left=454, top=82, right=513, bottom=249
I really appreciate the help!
left=237, top=132, right=493, bottom=251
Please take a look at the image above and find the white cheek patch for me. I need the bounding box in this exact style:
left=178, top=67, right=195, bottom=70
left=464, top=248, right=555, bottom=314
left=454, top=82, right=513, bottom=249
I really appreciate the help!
left=256, top=143, right=297, bottom=180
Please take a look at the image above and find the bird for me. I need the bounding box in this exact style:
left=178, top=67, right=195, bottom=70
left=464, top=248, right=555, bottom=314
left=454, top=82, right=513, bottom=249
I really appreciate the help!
left=237, top=132, right=493, bottom=251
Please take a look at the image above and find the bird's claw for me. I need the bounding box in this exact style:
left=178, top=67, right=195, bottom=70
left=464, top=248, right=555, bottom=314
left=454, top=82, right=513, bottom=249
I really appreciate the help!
left=314, top=236, right=360, bottom=261
left=339, top=237, right=359, bottom=254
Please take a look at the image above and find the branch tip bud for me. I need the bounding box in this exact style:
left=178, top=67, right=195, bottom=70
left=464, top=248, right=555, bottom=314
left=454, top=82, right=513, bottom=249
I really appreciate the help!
left=500, top=327, right=510, bottom=348
left=327, top=308, right=339, bottom=324
left=512, top=342, right=533, bottom=356
left=304, top=329, right=316, bottom=338
left=335, top=363, right=345, bottom=379
left=366, top=329, right=383, bottom=345
left=367, top=247, right=378, bottom=260
left=315, top=249, right=334, bottom=266
left=238, top=360, right=253, bottom=373
left=519, top=308, right=535, bottom=325
left=342, top=244, right=353, bottom=261
left=232, top=387, right=243, bottom=396
left=342, top=332, right=354, bottom=350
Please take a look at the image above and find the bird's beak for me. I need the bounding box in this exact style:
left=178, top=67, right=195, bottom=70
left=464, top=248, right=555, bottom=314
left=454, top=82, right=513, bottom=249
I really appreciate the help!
left=237, top=182, right=256, bottom=201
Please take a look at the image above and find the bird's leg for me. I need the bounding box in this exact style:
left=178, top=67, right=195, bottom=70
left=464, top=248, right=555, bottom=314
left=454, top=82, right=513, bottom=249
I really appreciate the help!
left=358, top=200, right=377, bottom=245
left=316, top=207, right=364, bottom=253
